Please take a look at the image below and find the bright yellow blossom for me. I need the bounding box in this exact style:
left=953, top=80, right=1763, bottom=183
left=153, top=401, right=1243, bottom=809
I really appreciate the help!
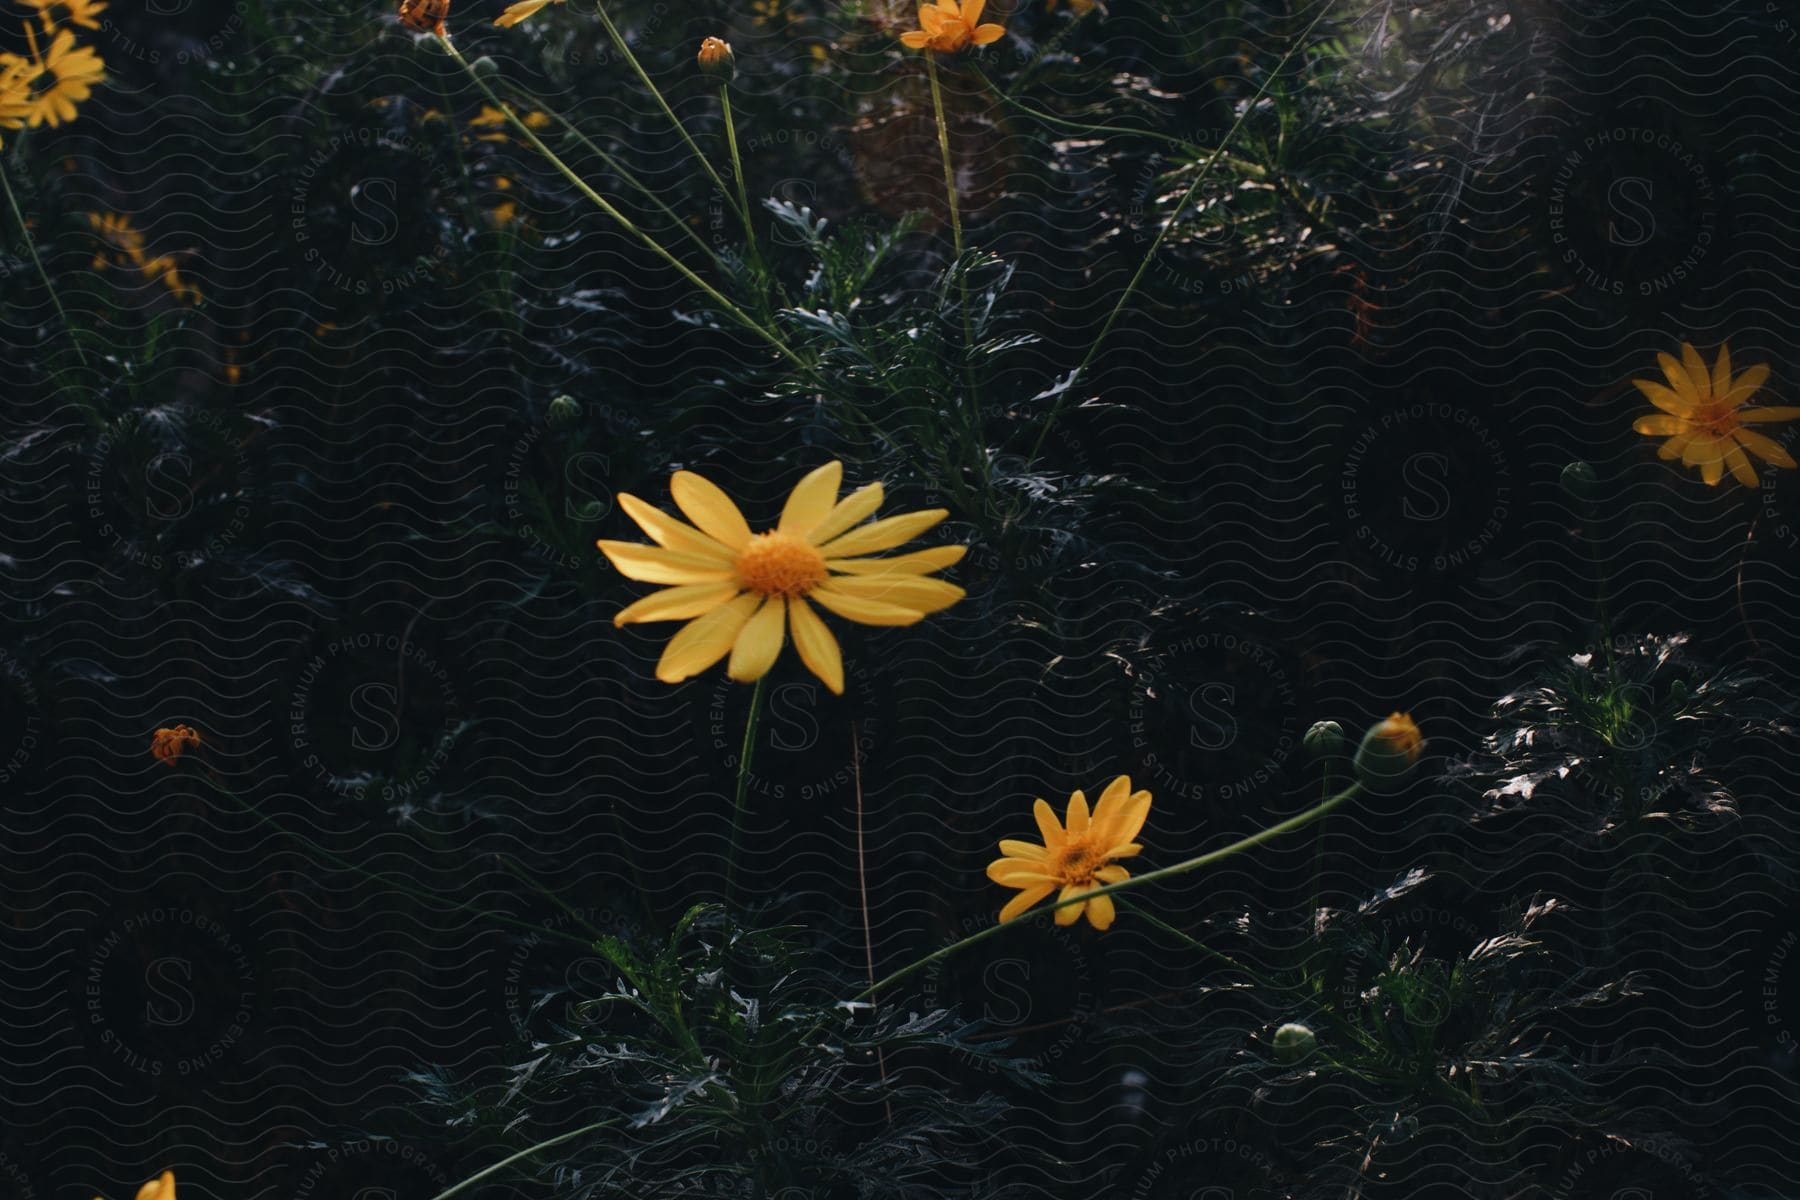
left=986, top=775, right=1150, bottom=930
left=23, top=0, right=109, bottom=31
left=900, top=0, right=1005, bottom=53
left=598, top=461, right=966, bottom=695
left=495, top=0, right=564, bottom=27
left=2, top=28, right=106, bottom=128
left=1631, top=341, right=1799, bottom=488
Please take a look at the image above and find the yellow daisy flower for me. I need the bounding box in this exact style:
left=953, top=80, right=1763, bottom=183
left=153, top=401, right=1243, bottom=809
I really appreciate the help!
left=88, top=211, right=146, bottom=267
left=23, top=0, right=108, bottom=31
left=1632, top=342, right=1800, bottom=487
left=495, top=0, right=564, bottom=27
left=986, top=775, right=1150, bottom=930
left=3, top=28, right=105, bottom=128
left=900, top=0, right=1005, bottom=53
left=598, top=461, right=966, bottom=695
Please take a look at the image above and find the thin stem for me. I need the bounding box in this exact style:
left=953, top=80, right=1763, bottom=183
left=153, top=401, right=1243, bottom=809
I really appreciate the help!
left=724, top=675, right=768, bottom=904
left=1, top=162, right=87, bottom=367
left=428, top=1119, right=618, bottom=1200
left=1308, top=760, right=1332, bottom=924
left=924, top=54, right=962, bottom=259
left=850, top=718, right=894, bottom=1121
left=1581, top=505, right=1618, bottom=676
left=501, top=80, right=725, bottom=268
left=587, top=0, right=743, bottom=221
left=435, top=34, right=806, bottom=370
left=1020, top=0, right=1333, bottom=470
left=1117, top=897, right=1274, bottom=988
left=859, top=780, right=1363, bottom=999
left=719, top=83, right=761, bottom=263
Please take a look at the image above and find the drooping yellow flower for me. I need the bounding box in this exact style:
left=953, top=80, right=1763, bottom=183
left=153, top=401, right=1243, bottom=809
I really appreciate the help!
left=23, top=0, right=109, bottom=32
left=900, top=0, right=1005, bottom=53
left=494, top=0, right=564, bottom=27
left=1631, top=342, right=1800, bottom=487
left=986, top=775, right=1150, bottom=930
left=598, top=461, right=966, bottom=695
left=2, top=28, right=105, bottom=128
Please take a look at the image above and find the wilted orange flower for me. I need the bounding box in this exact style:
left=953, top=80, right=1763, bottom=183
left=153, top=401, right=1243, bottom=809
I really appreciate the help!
left=900, top=0, right=1005, bottom=53
left=1631, top=341, right=1799, bottom=488
left=150, top=725, right=201, bottom=766
left=696, top=36, right=734, bottom=76
left=598, top=461, right=965, bottom=695
left=986, top=775, right=1150, bottom=930
left=1366, top=712, right=1422, bottom=762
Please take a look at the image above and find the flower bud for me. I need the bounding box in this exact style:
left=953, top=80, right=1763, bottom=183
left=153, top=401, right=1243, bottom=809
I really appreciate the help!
left=547, top=393, right=581, bottom=429
left=1353, top=712, right=1423, bottom=791
left=1273, top=1022, right=1317, bottom=1063
left=469, top=54, right=501, bottom=78
left=697, top=36, right=735, bottom=79
left=1302, top=720, right=1344, bottom=759
left=1560, top=460, right=1598, bottom=503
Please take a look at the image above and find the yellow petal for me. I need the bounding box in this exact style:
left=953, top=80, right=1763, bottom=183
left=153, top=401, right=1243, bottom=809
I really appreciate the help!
left=655, top=593, right=761, bottom=684
left=787, top=595, right=845, bottom=695
left=988, top=858, right=1055, bottom=886
left=1053, top=884, right=1086, bottom=926
left=1633, top=414, right=1689, bottom=437
left=1680, top=342, right=1711, bottom=398
left=495, top=0, right=557, bottom=26
left=1033, top=797, right=1064, bottom=847
left=809, top=582, right=925, bottom=626
left=598, top=540, right=737, bottom=585
left=816, top=573, right=964, bottom=614
left=1065, top=789, right=1090, bottom=838
left=963, top=0, right=985, bottom=22
left=816, top=508, right=948, bottom=558
left=778, top=461, right=843, bottom=538
left=827, top=545, right=967, bottom=575
left=1090, top=774, right=1132, bottom=836
left=971, top=22, right=1005, bottom=43
left=1102, top=788, right=1151, bottom=850
left=1094, top=864, right=1130, bottom=884
left=614, top=581, right=741, bottom=626
left=809, top=482, right=885, bottom=544
left=1632, top=378, right=1696, bottom=417
left=1736, top=404, right=1800, bottom=424
left=1682, top=436, right=1723, bottom=469
left=999, top=884, right=1053, bottom=923
left=1658, top=351, right=1699, bottom=404
left=900, top=29, right=931, bottom=46
left=998, top=839, right=1046, bottom=860
left=727, top=597, right=787, bottom=683
left=1711, top=342, right=1733, bottom=397
left=1658, top=434, right=1692, bottom=461
left=1723, top=443, right=1759, bottom=488
left=135, top=1172, right=176, bottom=1200
left=1731, top=427, right=1797, bottom=469
left=670, top=471, right=753, bottom=550
left=1085, top=891, right=1116, bottom=930
left=1725, top=364, right=1771, bottom=408
left=618, top=493, right=736, bottom=562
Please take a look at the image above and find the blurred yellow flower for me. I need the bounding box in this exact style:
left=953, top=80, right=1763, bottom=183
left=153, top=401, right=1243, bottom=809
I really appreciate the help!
left=2, top=28, right=105, bottom=127
left=88, top=211, right=146, bottom=268
left=1045, top=0, right=1096, bottom=12
left=24, top=0, right=108, bottom=31
left=598, top=461, right=966, bottom=694
left=467, top=104, right=549, bottom=143
left=986, top=775, right=1150, bottom=929
left=1631, top=342, right=1799, bottom=487
left=900, top=0, right=1005, bottom=53
left=495, top=0, right=564, bottom=27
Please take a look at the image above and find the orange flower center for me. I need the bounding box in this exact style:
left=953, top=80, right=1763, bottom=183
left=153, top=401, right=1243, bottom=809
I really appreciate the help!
left=1054, top=840, right=1101, bottom=885
left=735, top=531, right=827, bottom=598
left=1692, top=400, right=1740, bottom=438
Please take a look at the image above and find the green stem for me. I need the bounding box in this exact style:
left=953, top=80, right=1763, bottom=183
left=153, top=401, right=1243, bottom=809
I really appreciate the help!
left=1581, top=504, right=1618, bottom=676
left=435, top=34, right=805, bottom=370
left=924, top=54, right=962, bottom=259
left=859, top=780, right=1363, bottom=999
left=1117, top=897, right=1275, bottom=988
left=587, top=0, right=744, bottom=222
left=428, top=1119, right=619, bottom=1200
left=724, top=675, right=768, bottom=904
left=1019, top=0, right=1332, bottom=471
left=1, top=161, right=87, bottom=367
left=719, top=83, right=761, bottom=264
left=501, top=80, right=726, bottom=269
